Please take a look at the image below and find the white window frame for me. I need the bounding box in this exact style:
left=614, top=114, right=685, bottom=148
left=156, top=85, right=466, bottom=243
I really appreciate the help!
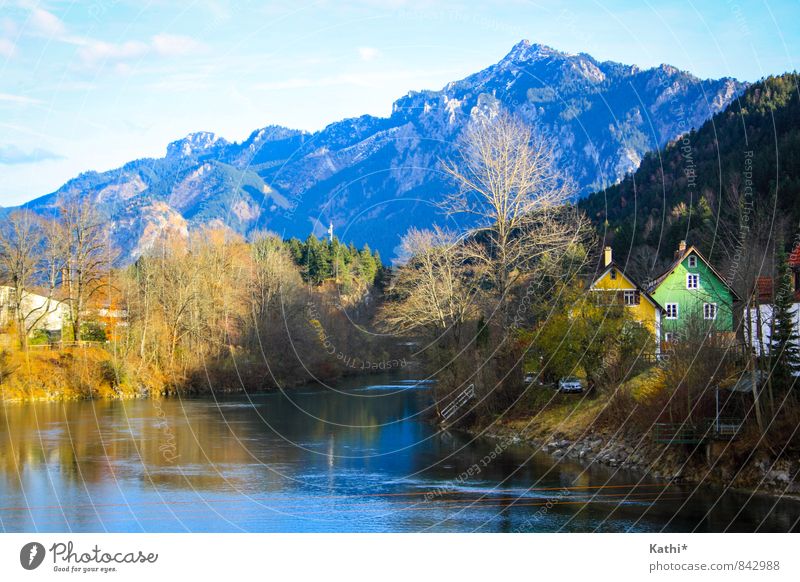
left=687, top=255, right=697, bottom=268
left=623, top=290, right=638, bottom=306
left=686, top=273, right=699, bottom=290
left=664, top=332, right=674, bottom=343
left=703, top=302, right=718, bottom=320
left=665, top=303, right=679, bottom=320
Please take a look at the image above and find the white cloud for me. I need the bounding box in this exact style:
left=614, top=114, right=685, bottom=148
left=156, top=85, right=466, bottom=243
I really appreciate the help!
left=30, top=8, right=66, bottom=37
left=1, top=17, right=18, bottom=36
left=22, top=7, right=205, bottom=68
left=77, top=39, right=149, bottom=65
left=71, top=34, right=205, bottom=67
left=151, top=34, right=205, bottom=57
left=358, top=46, right=380, bottom=61
left=0, top=92, right=42, bottom=105
left=0, top=38, right=15, bottom=58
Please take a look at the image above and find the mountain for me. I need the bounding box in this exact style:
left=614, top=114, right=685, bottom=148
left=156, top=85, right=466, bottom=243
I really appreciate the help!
left=14, top=40, right=745, bottom=262
left=579, top=73, right=800, bottom=287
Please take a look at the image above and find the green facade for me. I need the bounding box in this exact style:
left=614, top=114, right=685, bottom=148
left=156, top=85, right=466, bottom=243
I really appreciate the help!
left=650, top=250, right=735, bottom=338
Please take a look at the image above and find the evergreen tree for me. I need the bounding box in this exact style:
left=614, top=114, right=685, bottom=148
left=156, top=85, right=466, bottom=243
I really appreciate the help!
left=769, top=244, right=800, bottom=390
left=287, top=236, right=382, bottom=288
left=287, top=238, right=303, bottom=263
left=358, top=244, right=377, bottom=283
left=303, top=235, right=331, bottom=285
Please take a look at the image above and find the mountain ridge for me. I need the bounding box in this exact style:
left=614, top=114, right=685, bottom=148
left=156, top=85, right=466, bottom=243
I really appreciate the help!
left=11, top=40, right=746, bottom=262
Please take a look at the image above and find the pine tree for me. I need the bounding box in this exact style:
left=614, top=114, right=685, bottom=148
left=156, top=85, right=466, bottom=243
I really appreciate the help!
left=287, top=238, right=303, bottom=263
left=358, top=244, right=377, bottom=283
left=769, top=245, right=800, bottom=390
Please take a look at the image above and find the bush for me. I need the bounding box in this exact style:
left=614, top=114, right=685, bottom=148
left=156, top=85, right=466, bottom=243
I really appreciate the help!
left=99, top=359, right=126, bottom=388
left=80, top=322, right=107, bottom=342
left=0, top=350, right=16, bottom=384
left=28, top=329, right=51, bottom=346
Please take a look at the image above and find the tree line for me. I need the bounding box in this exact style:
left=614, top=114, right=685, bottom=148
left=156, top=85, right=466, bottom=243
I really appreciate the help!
left=0, top=199, right=391, bottom=394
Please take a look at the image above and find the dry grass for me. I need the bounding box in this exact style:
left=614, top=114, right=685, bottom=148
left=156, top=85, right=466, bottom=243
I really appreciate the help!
left=497, top=367, right=665, bottom=440
left=0, top=346, right=144, bottom=402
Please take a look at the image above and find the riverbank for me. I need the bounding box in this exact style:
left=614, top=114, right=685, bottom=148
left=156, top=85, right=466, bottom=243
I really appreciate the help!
left=474, top=418, right=800, bottom=500
left=0, top=345, right=419, bottom=403
left=452, top=364, right=800, bottom=499
left=0, top=346, right=148, bottom=403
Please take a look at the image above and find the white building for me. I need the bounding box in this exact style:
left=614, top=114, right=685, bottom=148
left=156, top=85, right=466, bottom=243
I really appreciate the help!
left=0, top=285, right=69, bottom=335
left=746, top=246, right=800, bottom=356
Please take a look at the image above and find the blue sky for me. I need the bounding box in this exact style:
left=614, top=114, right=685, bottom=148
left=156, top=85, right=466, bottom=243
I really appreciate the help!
left=0, top=0, right=798, bottom=206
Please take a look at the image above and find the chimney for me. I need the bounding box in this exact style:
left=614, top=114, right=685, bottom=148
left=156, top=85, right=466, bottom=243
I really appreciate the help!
left=604, top=246, right=612, bottom=267
left=675, top=240, right=687, bottom=259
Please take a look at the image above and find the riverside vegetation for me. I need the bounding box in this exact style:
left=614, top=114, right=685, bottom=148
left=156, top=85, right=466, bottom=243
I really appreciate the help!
left=0, top=201, right=391, bottom=401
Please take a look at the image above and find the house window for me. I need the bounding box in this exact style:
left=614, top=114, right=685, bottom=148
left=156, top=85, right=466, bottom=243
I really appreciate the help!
left=664, top=332, right=675, bottom=343
left=623, top=290, right=640, bottom=306
left=665, top=303, right=679, bottom=319
left=610, top=268, right=617, bottom=280
left=687, top=255, right=697, bottom=268
left=704, top=302, right=718, bottom=320
left=686, top=273, right=699, bottom=289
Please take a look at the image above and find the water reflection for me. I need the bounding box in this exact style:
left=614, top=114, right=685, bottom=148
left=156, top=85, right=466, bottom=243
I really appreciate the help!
left=1, top=375, right=798, bottom=532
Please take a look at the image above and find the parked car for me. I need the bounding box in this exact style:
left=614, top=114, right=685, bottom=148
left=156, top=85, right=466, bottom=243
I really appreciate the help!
left=557, top=377, right=584, bottom=393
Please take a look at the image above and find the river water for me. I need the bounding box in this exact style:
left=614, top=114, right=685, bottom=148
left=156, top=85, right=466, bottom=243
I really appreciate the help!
left=1, top=375, right=798, bottom=532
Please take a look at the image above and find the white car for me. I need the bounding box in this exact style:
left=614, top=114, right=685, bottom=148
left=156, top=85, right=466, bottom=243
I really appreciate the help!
left=558, top=377, right=583, bottom=393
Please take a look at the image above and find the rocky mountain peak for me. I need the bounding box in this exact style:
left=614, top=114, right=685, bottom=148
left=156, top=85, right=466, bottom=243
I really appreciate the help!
left=166, top=131, right=228, bottom=159
left=502, top=39, right=563, bottom=64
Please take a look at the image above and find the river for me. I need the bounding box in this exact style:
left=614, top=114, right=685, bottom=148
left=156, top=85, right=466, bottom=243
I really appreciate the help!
left=1, top=374, right=798, bottom=532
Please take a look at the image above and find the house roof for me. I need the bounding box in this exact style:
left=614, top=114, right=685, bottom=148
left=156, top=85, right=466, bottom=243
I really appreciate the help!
left=753, top=275, right=800, bottom=304
left=647, top=244, right=741, bottom=301
left=756, top=276, right=774, bottom=302
left=590, top=261, right=664, bottom=312
left=789, top=243, right=800, bottom=268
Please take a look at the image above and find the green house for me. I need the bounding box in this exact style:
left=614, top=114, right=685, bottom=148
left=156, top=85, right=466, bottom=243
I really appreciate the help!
left=648, top=241, right=739, bottom=342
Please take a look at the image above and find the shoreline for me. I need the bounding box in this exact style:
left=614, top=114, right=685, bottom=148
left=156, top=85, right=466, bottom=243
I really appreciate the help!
left=472, top=421, right=800, bottom=503
left=0, top=364, right=422, bottom=405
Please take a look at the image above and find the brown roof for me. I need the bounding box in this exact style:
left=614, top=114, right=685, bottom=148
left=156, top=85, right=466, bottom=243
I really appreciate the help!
left=789, top=244, right=800, bottom=268
left=756, top=276, right=773, bottom=302
left=754, top=275, right=800, bottom=304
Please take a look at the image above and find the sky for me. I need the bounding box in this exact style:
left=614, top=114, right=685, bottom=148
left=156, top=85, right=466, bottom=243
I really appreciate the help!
left=0, top=0, right=798, bottom=206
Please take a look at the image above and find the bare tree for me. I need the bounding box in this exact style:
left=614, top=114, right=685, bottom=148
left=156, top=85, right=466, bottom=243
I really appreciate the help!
left=379, top=227, right=478, bottom=343
left=60, top=197, right=115, bottom=342
left=0, top=211, right=43, bottom=349
left=248, top=235, right=296, bottom=321
left=441, top=111, right=591, bottom=325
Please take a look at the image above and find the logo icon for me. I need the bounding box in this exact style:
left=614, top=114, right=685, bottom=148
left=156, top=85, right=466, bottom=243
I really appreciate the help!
left=20, top=542, right=46, bottom=570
